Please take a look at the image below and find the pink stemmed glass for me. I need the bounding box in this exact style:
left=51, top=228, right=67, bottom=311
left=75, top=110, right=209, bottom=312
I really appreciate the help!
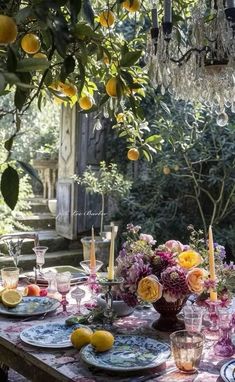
left=56, top=272, right=71, bottom=315
left=214, top=307, right=235, bottom=357
left=80, top=260, right=103, bottom=302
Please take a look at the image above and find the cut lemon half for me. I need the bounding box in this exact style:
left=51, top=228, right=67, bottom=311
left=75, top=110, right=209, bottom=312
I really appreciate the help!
left=0, top=287, right=6, bottom=302
left=1, top=289, right=22, bottom=308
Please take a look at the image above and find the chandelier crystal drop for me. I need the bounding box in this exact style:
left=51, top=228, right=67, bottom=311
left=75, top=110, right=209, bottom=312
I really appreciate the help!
left=149, top=0, right=235, bottom=126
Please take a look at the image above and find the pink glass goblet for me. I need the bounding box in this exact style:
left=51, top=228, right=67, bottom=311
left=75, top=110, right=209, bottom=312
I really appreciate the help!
left=214, top=308, right=234, bottom=357
left=56, top=272, right=71, bottom=315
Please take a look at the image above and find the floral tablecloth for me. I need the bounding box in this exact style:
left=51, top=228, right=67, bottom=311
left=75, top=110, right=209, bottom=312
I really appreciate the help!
left=0, top=302, right=233, bottom=382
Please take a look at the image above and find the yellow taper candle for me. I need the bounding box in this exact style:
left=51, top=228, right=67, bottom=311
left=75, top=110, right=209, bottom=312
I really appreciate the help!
left=90, top=226, right=96, bottom=271
left=208, top=225, right=217, bottom=301
left=107, top=223, right=115, bottom=281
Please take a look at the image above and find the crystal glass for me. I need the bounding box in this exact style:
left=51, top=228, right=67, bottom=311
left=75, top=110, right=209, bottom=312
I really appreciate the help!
left=183, top=305, right=203, bottom=333
left=43, top=271, right=57, bottom=296
left=170, top=330, right=204, bottom=374
left=32, top=246, right=48, bottom=274
left=80, top=260, right=103, bottom=302
left=1, top=267, right=19, bottom=289
left=71, top=286, right=85, bottom=314
left=56, top=272, right=71, bottom=314
left=214, top=308, right=234, bottom=357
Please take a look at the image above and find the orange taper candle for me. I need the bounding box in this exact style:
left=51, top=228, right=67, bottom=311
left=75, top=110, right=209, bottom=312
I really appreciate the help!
left=107, top=223, right=115, bottom=281
left=208, top=225, right=217, bottom=301
left=90, top=226, right=96, bottom=272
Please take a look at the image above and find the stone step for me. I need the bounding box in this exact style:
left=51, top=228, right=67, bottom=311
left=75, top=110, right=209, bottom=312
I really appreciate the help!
left=16, top=213, right=55, bottom=230
left=0, top=230, right=70, bottom=254
left=29, top=202, right=50, bottom=214
left=0, top=248, right=84, bottom=271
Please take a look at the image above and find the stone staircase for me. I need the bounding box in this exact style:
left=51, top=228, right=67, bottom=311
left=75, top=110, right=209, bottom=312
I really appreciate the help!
left=0, top=197, right=84, bottom=271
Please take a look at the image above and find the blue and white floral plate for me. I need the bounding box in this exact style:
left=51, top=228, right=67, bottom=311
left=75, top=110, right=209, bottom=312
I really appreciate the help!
left=20, top=321, right=82, bottom=348
left=220, top=360, right=235, bottom=382
left=80, top=335, right=171, bottom=371
left=0, top=297, right=60, bottom=317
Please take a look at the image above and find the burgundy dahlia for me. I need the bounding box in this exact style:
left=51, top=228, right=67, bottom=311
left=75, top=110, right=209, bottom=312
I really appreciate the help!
left=161, top=266, right=189, bottom=301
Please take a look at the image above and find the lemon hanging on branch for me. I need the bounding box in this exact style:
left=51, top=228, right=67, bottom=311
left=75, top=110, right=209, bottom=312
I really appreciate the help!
left=105, top=77, right=121, bottom=98
left=99, top=10, right=115, bottom=28
left=79, top=95, right=93, bottom=110
left=59, top=82, right=77, bottom=98
left=0, top=15, right=17, bottom=44
left=122, top=0, right=141, bottom=12
left=127, top=148, right=140, bottom=161
left=21, top=33, right=41, bottom=54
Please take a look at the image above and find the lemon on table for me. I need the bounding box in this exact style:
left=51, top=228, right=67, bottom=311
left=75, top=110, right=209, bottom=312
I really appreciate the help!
left=1, top=289, right=22, bottom=308
left=0, top=286, right=6, bottom=302
left=91, top=330, right=114, bottom=352
left=70, top=327, right=93, bottom=350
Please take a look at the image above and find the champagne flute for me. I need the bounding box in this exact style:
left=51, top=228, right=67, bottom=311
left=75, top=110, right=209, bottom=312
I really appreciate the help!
left=56, top=272, right=71, bottom=315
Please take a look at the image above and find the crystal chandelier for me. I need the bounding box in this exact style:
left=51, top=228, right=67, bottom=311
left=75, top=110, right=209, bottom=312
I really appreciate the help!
left=149, top=0, right=235, bottom=126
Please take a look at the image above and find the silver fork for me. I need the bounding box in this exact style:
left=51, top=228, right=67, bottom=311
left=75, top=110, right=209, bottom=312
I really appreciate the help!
left=20, top=312, right=48, bottom=322
left=128, top=367, right=176, bottom=382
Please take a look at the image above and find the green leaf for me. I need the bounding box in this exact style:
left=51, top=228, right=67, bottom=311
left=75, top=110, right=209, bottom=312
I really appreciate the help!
left=16, top=58, right=50, bottom=72
left=0, top=73, right=6, bottom=93
left=0, top=166, right=19, bottom=210
left=98, top=94, right=109, bottom=107
left=145, top=134, right=163, bottom=144
left=4, top=136, right=15, bottom=152
left=7, top=46, right=18, bottom=72
left=69, top=0, right=82, bottom=23
left=160, top=101, right=171, bottom=115
left=120, top=51, right=142, bottom=67
left=82, top=0, right=95, bottom=27
left=17, top=161, right=43, bottom=185
left=142, top=149, right=152, bottom=161
left=14, top=88, right=28, bottom=111
left=63, top=55, right=75, bottom=75
left=15, top=6, right=32, bottom=23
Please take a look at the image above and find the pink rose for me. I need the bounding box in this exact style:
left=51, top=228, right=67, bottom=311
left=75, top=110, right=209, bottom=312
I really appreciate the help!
left=165, top=240, right=184, bottom=253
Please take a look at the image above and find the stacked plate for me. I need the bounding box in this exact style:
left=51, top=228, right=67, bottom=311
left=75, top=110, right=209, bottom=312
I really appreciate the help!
left=24, top=265, right=88, bottom=287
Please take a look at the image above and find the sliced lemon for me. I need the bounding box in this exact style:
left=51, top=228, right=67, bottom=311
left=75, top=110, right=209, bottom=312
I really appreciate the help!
left=1, top=289, right=22, bottom=308
left=0, top=287, right=6, bottom=303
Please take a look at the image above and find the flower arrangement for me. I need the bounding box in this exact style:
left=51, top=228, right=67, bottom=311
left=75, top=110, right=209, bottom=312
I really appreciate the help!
left=115, top=224, right=235, bottom=307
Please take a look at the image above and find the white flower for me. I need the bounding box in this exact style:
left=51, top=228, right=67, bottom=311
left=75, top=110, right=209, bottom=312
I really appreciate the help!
left=140, top=233, right=156, bottom=245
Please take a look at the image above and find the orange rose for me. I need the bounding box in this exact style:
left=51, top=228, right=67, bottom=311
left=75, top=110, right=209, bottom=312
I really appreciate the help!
left=137, top=275, right=162, bottom=303
left=186, top=268, right=206, bottom=294
left=178, top=250, right=202, bottom=269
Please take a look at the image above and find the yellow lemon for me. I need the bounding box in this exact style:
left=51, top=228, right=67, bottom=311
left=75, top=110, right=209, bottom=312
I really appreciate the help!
left=59, top=82, right=77, bottom=97
left=127, top=148, right=140, bottom=161
left=163, top=166, right=171, bottom=175
left=122, top=0, right=141, bottom=12
left=105, top=77, right=119, bottom=97
left=1, top=289, right=22, bottom=308
left=33, top=52, right=47, bottom=59
left=21, top=33, right=41, bottom=54
left=70, top=327, right=93, bottom=350
left=99, top=10, right=115, bottom=28
left=78, top=95, right=93, bottom=110
left=91, top=330, right=114, bottom=352
left=0, top=15, right=17, bottom=44
left=0, top=287, right=6, bottom=303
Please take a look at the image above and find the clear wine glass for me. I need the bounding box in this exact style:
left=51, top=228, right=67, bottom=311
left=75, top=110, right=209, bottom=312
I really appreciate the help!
left=56, top=272, right=71, bottom=315
left=43, top=271, right=57, bottom=296
left=71, top=286, right=85, bottom=315
left=32, top=246, right=48, bottom=275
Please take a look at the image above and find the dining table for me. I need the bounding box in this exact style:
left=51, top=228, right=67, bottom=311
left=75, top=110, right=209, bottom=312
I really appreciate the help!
left=0, top=280, right=234, bottom=382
